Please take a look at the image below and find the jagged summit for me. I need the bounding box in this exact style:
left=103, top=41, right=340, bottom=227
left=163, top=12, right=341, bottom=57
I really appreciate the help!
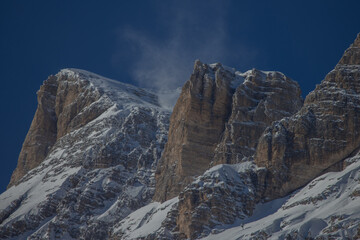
left=59, top=68, right=161, bottom=107
left=1, top=70, right=170, bottom=239
left=338, top=32, right=360, bottom=65
left=154, top=60, right=303, bottom=202
left=8, top=68, right=166, bottom=188
left=1, top=34, right=360, bottom=240
left=255, top=32, right=360, bottom=199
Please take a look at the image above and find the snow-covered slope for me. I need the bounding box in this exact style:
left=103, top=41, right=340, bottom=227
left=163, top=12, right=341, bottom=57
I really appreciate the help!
left=116, top=155, right=360, bottom=239
left=0, top=69, right=171, bottom=239
left=203, top=155, right=360, bottom=239
left=2, top=40, right=360, bottom=240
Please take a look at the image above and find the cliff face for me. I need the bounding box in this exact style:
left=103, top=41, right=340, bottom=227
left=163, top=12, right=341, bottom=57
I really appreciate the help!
left=2, top=34, right=360, bottom=240
left=213, top=69, right=303, bottom=166
left=255, top=33, right=360, bottom=199
left=9, top=76, right=59, bottom=187
left=153, top=62, right=237, bottom=202
left=1, top=69, right=170, bottom=239
left=9, top=72, right=105, bottom=187
left=154, top=62, right=303, bottom=202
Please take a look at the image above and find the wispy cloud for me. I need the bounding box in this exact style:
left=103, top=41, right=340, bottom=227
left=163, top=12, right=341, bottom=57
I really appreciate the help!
left=114, top=2, right=257, bottom=109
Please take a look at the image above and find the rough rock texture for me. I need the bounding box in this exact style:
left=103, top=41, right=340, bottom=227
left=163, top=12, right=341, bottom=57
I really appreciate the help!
left=213, top=69, right=303, bottom=165
left=154, top=61, right=236, bottom=202
left=8, top=76, right=59, bottom=187
left=176, top=162, right=260, bottom=239
left=2, top=33, right=360, bottom=240
left=8, top=72, right=105, bottom=187
left=154, top=61, right=303, bottom=202
left=117, top=154, right=360, bottom=240
left=0, top=69, right=170, bottom=239
left=255, top=33, right=360, bottom=199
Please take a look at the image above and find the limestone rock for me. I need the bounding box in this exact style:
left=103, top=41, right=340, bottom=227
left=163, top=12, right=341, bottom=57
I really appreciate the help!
left=1, top=69, right=170, bottom=239
left=8, top=72, right=106, bottom=187
left=8, top=76, right=59, bottom=187
left=154, top=61, right=235, bottom=202
left=176, top=162, right=259, bottom=239
left=213, top=69, right=303, bottom=165
left=254, top=33, right=360, bottom=199
left=154, top=61, right=303, bottom=202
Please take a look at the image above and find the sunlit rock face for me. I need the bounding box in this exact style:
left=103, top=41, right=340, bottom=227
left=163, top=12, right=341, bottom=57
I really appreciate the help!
left=213, top=68, right=303, bottom=166
left=154, top=60, right=302, bottom=202
left=1, top=34, right=360, bottom=240
left=154, top=61, right=236, bottom=202
left=255, top=33, right=360, bottom=199
left=1, top=69, right=170, bottom=239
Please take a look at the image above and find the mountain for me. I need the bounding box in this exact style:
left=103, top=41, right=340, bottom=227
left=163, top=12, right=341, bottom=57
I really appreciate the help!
left=154, top=61, right=303, bottom=202
left=116, top=153, right=360, bottom=239
left=254, top=32, right=360, bottom=199
left=0, top=69, right=170, bottom=239
left=1, top=33, right=360, bottom=240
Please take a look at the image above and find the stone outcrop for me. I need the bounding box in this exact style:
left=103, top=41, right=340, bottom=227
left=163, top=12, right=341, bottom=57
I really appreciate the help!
left=8, top=76, right=59, bottom=187
left=1, top=69, right=170, bottom=239
left=213, top=69, right=303, bottom=165
left=154, top=61, right=303, bottom=202
left=154, top=61, right=235, bottom=202
left=255, top=33, right=360, bottom=199
left=176, top=163, right=260, bottom=239
left=8, top=71, right=106, bottom=187
left=3, top=33, right=360, bottom=240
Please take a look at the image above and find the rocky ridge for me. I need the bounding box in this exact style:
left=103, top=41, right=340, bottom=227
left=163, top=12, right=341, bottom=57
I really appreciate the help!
left=0, top=69, right=170, bottom=239
left=254, top=32, right=360, bottom=199
left=0, top=33, right=360, bottom=240
left=154, top=62, right=303, bottom=202
left=132, top=34, right=360, bottom=239
left=118, top=152, right=360, bottom=239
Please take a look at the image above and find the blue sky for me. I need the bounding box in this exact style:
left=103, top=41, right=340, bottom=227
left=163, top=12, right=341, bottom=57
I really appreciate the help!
left=1, top=0, right=360, bottom=192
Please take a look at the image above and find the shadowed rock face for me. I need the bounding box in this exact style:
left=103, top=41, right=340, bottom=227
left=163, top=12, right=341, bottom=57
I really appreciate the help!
left=255, top=33, right=360, bottom=199
left=154, top=61, right=303, bottom=203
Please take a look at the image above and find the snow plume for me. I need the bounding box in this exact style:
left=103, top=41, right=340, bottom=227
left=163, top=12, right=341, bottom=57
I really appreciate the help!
left=118, top=2, right=232, bottom=110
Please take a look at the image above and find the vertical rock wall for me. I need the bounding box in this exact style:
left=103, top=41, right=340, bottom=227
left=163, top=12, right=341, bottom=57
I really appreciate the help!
left=255, top=33, right=360, bottom=199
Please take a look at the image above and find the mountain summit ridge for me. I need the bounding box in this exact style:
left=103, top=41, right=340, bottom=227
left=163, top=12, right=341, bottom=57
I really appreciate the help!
left=1, top=34, right=360, bottom=239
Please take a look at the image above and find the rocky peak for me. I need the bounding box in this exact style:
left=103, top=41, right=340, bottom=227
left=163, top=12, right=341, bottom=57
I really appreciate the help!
left=213, top=68, right=303, bottom=166
left=154, top=61, right=303, bottom=203
left=153, top=61, right=236, bottom=202
left=255, top=33, right=360, bottom=199
left=9, top=70, right=106, bottom=187
left=8, top=69, right=163, bottom=188
left=2, top=69, right=170, bottom=239
left=338, top=33, right=360, bottom=65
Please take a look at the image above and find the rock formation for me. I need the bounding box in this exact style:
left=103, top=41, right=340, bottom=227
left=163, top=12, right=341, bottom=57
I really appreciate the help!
left=8, top=76, right=59, bottom=187
left=154, top=61, right=236, bottom=202
left=1, top=69, right=170, bottom=239
left=8, top=72, right=105, bottom=187
left=1, top=34, right=360, bottom=240
left=213, top=69, right=303, bottom=166
left=176, top=163, right=259, bottom=239
left=154, top=61, right=303, bottom=202
left=255, top=33, right=360, bottom=199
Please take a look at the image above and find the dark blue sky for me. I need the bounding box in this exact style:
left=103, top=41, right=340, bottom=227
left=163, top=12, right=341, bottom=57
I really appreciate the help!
left=1, top=0, right=360, bottom=193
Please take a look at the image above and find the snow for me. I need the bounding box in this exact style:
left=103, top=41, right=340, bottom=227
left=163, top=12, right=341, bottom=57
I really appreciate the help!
left=58, top=68, right=165, bottom=110
left=114, top=197, right=178, bottom=239
left=202, top=158, right=360, bottom=240
left=0, top=164, right=81, bottom=224
left=2, top=65, right=360, bottom=238
left=0, top=68, right=171, bottom=239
